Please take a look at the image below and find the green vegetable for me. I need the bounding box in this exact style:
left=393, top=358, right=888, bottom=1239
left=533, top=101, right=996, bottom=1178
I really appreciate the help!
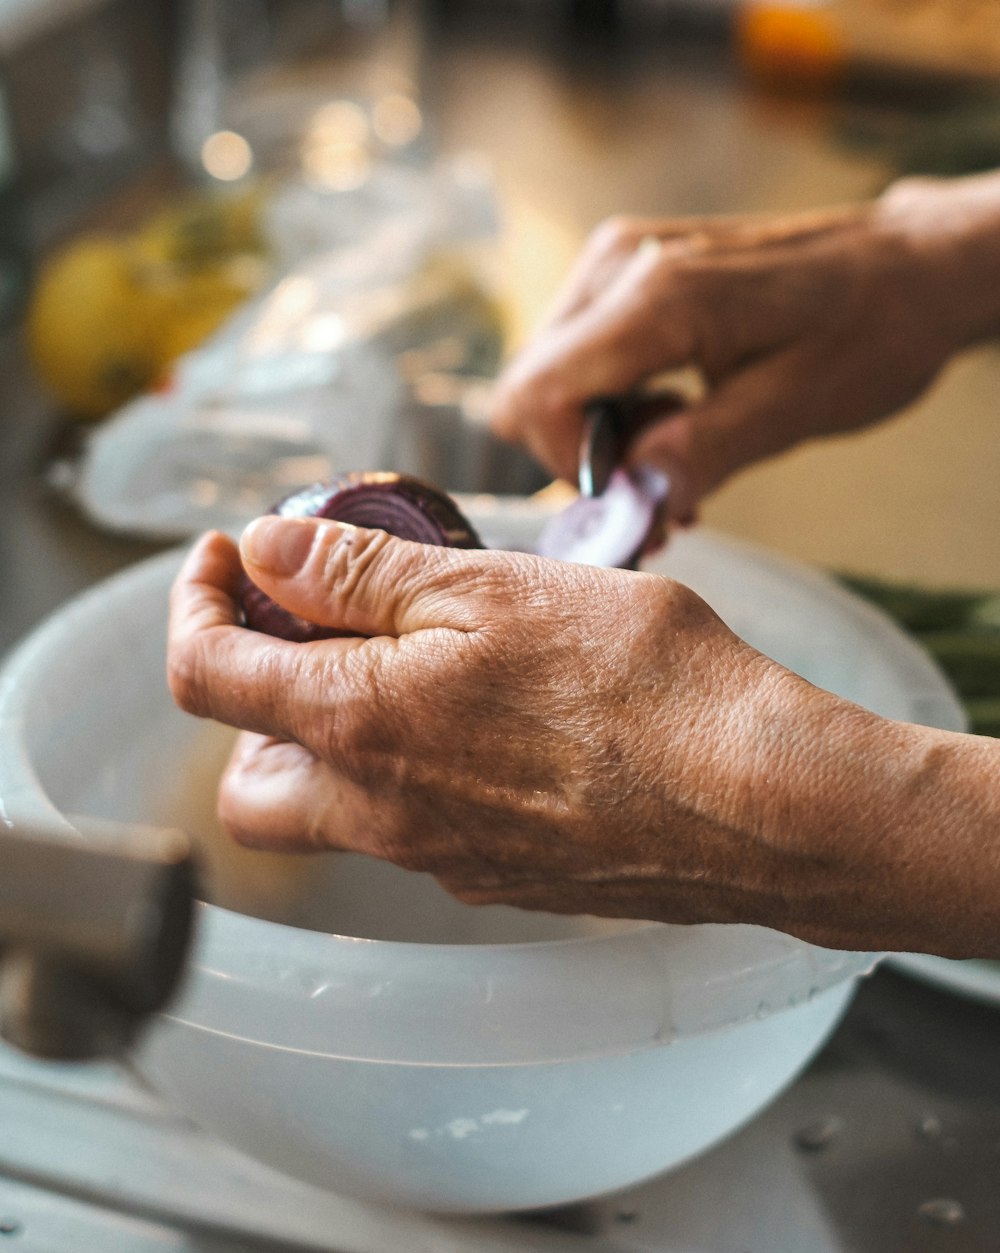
left=835, top=572, right=1000, bottom=731
left=836, top=573, right=988, bottom=632
left=916, top=630, right=1000, bottom=699
left=964, top=698, right=1000, bottom=739
left=968, top=595, right=1000, bottom=630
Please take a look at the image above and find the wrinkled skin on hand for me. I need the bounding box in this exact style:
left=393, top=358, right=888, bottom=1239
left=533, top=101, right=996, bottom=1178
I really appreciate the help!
left=168, top=518, right=830, bottom=931
left=169, top=516, right=1000, bottom=957
left=489, top=177, right=997, bottom=521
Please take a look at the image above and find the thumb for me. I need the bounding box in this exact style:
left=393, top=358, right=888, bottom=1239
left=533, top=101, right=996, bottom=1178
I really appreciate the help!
left=240, top=514, right=494, bottom=637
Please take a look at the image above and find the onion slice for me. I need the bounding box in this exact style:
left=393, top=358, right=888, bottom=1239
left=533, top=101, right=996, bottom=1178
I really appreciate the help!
left=240, top=472, right=482, bottom=641
left=535, top=466, right=670, bottom=570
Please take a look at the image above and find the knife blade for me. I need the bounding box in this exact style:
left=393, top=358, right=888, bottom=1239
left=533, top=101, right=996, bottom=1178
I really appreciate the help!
left=578, top=397, right=633, bottom=498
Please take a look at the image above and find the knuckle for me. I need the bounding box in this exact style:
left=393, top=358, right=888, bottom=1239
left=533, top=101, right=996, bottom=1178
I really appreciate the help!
left=588, top=215, right=641, bottom=260
left=337, top=523, right=394, bottom=584
left=324, top=688, right=371, bottom=766
left=314, top=654, right=399, bottom=774
left=488, top=390, right=517, bottom=440
left=166, top=636, right=211, bottom=716
left=528, top=370, right=584, bottom=427
left=881, top=175, right=941, bottom=208
left=242, top=641, right=295, bottom=733
left=646, top=570, right=691, bottom=617
left=308, top=522, right=395, bottom=624
left=645, top=248, right=697, bottom=302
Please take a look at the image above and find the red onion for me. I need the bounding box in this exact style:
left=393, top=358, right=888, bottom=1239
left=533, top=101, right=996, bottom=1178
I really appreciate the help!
left=240, top=472, right=482, bottom=642
left=535, top=466, right=670, bottom=570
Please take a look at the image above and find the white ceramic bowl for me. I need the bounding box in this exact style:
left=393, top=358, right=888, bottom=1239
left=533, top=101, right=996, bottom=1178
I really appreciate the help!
left=0, top=512, right=965, bottom=1214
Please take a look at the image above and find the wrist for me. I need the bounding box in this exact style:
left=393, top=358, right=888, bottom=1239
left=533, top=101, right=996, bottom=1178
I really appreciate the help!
left=735, top=667, right=1000, bottom=957
left=702, top=665, right=897, bottom=948
left=877, top=171, right=1000, bottom=353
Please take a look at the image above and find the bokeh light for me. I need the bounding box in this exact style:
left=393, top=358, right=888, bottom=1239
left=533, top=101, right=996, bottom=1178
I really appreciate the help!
left=372, top=94, right=422, bottom=147
left=200, top=130, right=253, bottom=181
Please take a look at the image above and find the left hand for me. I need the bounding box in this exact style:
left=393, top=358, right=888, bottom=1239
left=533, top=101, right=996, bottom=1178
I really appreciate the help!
left=166, top=515, right=1000, bottom=956
left=166, top=515, right=832, bottom=930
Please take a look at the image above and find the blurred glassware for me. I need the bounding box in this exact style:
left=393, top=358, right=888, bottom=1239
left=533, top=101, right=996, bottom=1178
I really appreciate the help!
left=0, top=0, right=168, bottom=251
left=170, top=0, right=269, bottom=177
left=170, top=0, right=402, bottom=184
left=0, top=71, right=27, bottom=325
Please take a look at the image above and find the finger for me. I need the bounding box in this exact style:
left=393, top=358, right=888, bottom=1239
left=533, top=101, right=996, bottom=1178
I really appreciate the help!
left=628, top=349, right=822, bottom=517
left=239, top=515, right=536, bottom=637
left=491, top=242, right=699, bottom=481
left=170, top=524, right=548, bottom=757
left=539, top=209, right=839, bottom=329
left=219, top=732, right=452, bottom=876
left=218, top=732, right=382, bottom=853
left=685, top=204, right=868, bottom=256
left=167, top=530, right=244, bottom=635
left=168, top=533, right=367, bottom=745
left=540, top=217, right=663, bottom=328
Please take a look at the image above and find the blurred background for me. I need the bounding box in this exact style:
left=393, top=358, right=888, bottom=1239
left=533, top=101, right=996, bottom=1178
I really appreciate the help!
left=1, top=0, right=1000, bottom=618
left=4, top=6, right=1000, bottom=1251
left=4, top=0, right=1000, bottom=642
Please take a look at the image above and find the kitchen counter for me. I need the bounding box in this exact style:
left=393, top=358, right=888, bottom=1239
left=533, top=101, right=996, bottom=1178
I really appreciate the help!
left=2, top=9, right=1000, bottom=1251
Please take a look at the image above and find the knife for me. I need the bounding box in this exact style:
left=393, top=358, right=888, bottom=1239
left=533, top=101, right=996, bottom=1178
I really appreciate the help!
left=579, top=397, right=634, bottom=498
left=536, top=394, right=672, bottom=568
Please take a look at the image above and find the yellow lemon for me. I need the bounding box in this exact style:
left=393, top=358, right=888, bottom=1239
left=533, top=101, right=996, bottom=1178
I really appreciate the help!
left=27, top=237, right=164, bottom=420
left=146, top=256, right=265, bottom=368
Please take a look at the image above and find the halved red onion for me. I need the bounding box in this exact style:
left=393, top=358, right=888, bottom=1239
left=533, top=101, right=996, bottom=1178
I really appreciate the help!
left=240, top=472, right=482, bottom=642
left=535, top=466, right=670, bottom=570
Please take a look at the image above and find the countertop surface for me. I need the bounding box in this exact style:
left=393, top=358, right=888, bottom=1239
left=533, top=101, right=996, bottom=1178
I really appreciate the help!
left=2, top=9, right=1000, bottom=1251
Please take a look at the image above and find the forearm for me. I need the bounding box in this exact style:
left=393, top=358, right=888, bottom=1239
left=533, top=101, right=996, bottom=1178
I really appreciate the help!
left=728, top=668, right=1000, bottom=957
left=880, top=169, right=1000, bottom=354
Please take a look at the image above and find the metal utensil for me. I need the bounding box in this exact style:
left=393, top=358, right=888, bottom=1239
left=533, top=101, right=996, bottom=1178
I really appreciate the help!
left=0, top=822, right=197, bottom=1061
left=578, top=370, right=705, bottom=500
left=578, top=397, right=633, bottom=498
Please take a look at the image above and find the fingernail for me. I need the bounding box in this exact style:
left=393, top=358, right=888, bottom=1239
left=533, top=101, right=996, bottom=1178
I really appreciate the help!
left=241, top=516, right=316, bottom=577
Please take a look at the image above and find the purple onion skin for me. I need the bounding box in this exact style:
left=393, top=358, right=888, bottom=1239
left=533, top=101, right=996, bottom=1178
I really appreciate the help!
left=240, top=472, right=482, bottom=642
left=535, top=466, right=670, bottom=571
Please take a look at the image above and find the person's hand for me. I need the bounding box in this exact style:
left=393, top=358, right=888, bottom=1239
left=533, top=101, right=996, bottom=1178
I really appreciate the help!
left=167, top=515, right=1000, bottom=957
left=489, top=179, right=994, bottom=520
left=167, top=516, right=852, bottom=936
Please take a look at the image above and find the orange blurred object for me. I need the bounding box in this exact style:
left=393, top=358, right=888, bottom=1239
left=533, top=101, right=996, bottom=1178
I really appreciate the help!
left=738, top=3, right=846, bottom=86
